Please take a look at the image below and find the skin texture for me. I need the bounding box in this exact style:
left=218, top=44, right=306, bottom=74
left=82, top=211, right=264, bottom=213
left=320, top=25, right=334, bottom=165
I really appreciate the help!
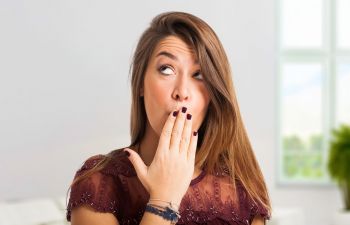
left=122, top=35, right=211, bottom=204
left=138, top=35, right=210, bottom=169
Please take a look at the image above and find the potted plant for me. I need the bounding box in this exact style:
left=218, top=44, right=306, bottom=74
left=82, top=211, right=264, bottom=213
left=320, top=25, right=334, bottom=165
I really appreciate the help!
left=328, top=124, right=350, bottom=225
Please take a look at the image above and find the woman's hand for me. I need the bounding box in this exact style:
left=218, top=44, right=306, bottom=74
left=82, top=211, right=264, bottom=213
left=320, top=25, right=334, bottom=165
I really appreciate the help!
left=123, top=107, right=198, bottom=205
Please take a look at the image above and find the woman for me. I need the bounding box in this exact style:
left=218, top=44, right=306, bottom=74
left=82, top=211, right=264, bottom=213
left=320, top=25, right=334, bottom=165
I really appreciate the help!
left=66, top=11, right=271, bottom=225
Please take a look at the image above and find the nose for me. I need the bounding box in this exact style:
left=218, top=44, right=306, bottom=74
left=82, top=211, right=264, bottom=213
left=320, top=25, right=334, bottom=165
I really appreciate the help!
left=172, top=76, right=189, bottom=102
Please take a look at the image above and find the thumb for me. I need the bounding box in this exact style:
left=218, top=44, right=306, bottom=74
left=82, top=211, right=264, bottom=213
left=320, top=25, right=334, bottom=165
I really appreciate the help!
left=123, top=148, right=147, bottom=179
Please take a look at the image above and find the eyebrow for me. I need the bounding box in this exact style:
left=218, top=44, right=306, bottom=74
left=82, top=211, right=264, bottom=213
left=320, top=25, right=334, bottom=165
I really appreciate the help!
left=155, top=51, right=199, bottom=64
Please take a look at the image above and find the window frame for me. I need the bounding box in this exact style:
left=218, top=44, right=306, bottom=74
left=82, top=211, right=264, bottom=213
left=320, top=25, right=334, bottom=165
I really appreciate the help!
left=276, top=0, right=350, bottom=185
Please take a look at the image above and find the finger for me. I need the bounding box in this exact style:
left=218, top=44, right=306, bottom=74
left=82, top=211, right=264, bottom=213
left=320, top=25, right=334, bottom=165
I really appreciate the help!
left=179, top=113, right=192, bottom=154
left=123, top=148, right=147, bottom=179
left=187, top=130, right=198, bottom=162
left=157, top=110, right=178, bottom=155
left=169, top=107, right=187, bottom=151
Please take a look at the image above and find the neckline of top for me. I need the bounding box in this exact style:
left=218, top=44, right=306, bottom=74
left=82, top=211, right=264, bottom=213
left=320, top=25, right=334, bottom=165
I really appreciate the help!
left=190, top=169, right=206, bottom=186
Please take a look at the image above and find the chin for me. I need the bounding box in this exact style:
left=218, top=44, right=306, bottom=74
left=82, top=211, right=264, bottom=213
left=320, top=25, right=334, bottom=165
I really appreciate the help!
left=149, top=120, right=165, bottom=137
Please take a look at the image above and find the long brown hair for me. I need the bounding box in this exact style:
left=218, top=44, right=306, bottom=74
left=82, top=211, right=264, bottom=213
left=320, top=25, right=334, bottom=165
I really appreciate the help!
left=68, top=11, right=271, bottom=214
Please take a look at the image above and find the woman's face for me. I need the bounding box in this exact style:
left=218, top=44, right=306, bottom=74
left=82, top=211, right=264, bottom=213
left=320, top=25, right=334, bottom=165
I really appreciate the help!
left=141, top=35, right=210, bottom=136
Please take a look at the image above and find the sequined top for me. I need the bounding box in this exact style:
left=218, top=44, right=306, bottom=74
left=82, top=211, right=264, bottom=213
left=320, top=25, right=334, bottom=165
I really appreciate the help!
left=66, top=149, right=270, bottom=224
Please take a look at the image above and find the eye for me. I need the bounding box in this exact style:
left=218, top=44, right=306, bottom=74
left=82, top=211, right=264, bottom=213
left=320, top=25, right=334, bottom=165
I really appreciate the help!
left=158, top=65, right=174, bottom=75
left=193, top=71, right=204, bottom=80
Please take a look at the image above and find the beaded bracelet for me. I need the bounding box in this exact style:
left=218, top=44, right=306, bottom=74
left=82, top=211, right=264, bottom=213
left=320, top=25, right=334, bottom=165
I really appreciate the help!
left=145, top=203, right=181, bottom=224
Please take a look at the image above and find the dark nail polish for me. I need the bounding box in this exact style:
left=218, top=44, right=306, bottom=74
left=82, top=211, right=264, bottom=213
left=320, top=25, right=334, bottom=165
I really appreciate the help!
left=182, top=107, right=187, bottom=113
left=173, top=111, right=179, bottom=117
left=186, top=114, right=192, bottom=120
left=193, top=131, right=198, bottom=136
left=124, top=150, right=130, bottom=157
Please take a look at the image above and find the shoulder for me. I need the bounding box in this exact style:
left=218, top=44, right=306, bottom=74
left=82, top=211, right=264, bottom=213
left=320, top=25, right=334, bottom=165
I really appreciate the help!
left=66, top=148, right=135, bottom=222
left=75, top=148, right=136, bottom=178
left=235, top=179, right=271, bottom=223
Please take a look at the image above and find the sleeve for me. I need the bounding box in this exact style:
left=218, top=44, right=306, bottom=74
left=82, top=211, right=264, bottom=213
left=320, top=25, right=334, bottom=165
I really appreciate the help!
left=249, top=199, right=271, bottom=223
left=236, top=180, right=271, bottom=224
left=66, top=155, right=122, bottom=221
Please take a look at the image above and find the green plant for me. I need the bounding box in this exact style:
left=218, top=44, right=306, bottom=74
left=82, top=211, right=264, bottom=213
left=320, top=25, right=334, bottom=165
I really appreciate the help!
left=328, top=124, right=350, bottom=211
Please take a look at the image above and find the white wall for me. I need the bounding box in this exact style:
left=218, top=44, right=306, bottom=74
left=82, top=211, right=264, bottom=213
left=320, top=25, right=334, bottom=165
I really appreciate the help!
left=0, top=1, right=342, bottom=225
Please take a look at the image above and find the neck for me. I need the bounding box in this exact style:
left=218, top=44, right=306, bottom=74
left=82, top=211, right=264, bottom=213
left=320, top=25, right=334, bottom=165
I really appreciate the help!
left=137, top=120, right=159, bottom=166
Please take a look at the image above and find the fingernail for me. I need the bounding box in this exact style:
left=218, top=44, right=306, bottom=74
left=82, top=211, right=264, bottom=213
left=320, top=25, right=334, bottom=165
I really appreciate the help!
left=193, top=131, right=198, bottom=136
left=186, top=114, right=192, bottom=120
left=181, top=107, right=187, bottom=113
left=123, top=150, right=130, bottom=157
left=173, top=111, right=179, bottom=117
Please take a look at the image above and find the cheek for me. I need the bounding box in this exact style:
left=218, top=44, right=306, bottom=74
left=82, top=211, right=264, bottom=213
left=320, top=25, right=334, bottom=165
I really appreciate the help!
left=144, top=80, right=169, bottom=109
left=143, top=79, right=171, bottom=134
left=191, top=88, right=210, bottom=130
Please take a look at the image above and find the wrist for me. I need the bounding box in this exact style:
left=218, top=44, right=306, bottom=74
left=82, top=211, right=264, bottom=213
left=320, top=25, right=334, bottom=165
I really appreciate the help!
left=148, top=199, right=180, bottom=212
left=149, top=194, right=183, bottom=208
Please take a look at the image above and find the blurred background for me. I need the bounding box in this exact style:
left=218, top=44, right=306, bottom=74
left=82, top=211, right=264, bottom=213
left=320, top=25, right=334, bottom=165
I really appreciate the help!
left=1, top=0, right=349, bottom=225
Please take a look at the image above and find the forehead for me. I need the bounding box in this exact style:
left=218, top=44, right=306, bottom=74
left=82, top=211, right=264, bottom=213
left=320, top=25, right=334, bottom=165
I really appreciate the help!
left=152, top=36, right=197, bottom=62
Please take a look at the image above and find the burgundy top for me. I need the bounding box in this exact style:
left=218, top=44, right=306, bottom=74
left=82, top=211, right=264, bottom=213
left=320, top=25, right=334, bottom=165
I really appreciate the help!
left=66, top=149, right=269, bottom=224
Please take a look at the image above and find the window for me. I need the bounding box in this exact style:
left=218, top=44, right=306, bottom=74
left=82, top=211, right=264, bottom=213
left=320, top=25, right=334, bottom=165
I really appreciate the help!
left=277, top=0, right=350, bottom=184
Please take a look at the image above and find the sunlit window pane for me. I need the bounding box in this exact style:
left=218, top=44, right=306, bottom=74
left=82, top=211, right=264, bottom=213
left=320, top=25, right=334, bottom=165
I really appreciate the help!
left=281, top=63, right=325, bottom=180
left=337, top=0, right=350, bottom=49
left=281, top=0, right=323, bottom=49
left=336, top=63, right=350, bottom=125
